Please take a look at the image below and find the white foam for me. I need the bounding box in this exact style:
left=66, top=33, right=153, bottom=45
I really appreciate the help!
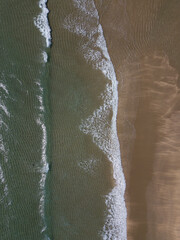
left=0, top=103, right=10, bottom=117
left=0, top=78, right=10, bottom=117
left=0, top=76, right=10, bottom=164
left=0, top=162, right=11, bottom=206
left=73, top=0, right=99, bottom=19
left=64, top=15, right=97, bottom=40
left=42, top=51, right=48, bottom=63
left=63, top=0, right=98, bottom=41
left=64, top=1, right=127, bottom=239
left=38, top=95, right=45, bottom=112
left=0, top=83, right=9, bottom=94
left=0, top=165, right=8, bottom=195
left=0, top=78, right=11, bottom=208
left=36, top=115, right=48, bottom=231
left=36, top=80, right=49, bottom=236
left=34, top=0, right=52, bottom=48
left=0, top=91, right=10, bottom=162
left=78, top=158, right=98, bottom=174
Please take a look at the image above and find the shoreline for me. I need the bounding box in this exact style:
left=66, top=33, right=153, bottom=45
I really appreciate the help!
left=95, top=0, right=180, bottom=239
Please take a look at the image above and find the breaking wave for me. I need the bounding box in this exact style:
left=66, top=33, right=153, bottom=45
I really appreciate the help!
left=64, top=1, right=127, bottom=239
left=34, top=0, right=52, bottom=48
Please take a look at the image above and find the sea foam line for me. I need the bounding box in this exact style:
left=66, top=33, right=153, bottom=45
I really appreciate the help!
left=0, top=163, right=11, bottom=206
left=36, top=81, right=49, bottom=237
left=34, top=0, right=52, bottom=48
left=34, top=1, right=51, bottom=235
left=0, top=79, right=11, bottom=206
left=0, top=83, right=9, bottom=95
left=0, top=80, right=10, bottom=163
left=64, top=1, right=127, bottom=239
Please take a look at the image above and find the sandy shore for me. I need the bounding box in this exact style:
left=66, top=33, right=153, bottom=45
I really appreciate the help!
left=95, top=0, right=180, bottom=239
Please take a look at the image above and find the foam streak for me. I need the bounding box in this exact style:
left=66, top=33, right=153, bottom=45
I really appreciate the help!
left=36, top=80, right=49, bottom=238
left=34, top=0, right=52, bottom=48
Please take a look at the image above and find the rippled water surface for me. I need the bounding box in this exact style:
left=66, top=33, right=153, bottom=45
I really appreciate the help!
left=0, top=1, right=51, bottom=239
left=0, top=1, right=126, bottom=239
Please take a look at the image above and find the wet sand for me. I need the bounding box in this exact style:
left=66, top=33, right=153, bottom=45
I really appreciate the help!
left=95, top=0, right=180, bottom=239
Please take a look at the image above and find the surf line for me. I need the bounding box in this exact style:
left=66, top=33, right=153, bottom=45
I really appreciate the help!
left=34, top=0, right=52, bottom=48
left=34, top=1, right=52, bottom=239
left=63, top=0, right=127, bottom=239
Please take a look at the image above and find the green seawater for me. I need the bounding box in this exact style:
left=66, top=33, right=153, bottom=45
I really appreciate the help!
left=48, top=2, right=116, bottom=239
left=0, top=1, right=51, bottom=239
left=0, top=1, right=121, bottom=239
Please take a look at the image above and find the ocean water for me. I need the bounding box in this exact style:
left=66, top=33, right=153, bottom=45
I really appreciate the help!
left=49, top=1, right=126, bottom=239
left=0, top=1, right=51, bottom=239
left=0, top=0, right=126, bottom=239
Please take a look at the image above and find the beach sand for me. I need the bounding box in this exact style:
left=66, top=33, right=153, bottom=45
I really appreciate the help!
left=95, top=0, right=180, bottom=239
